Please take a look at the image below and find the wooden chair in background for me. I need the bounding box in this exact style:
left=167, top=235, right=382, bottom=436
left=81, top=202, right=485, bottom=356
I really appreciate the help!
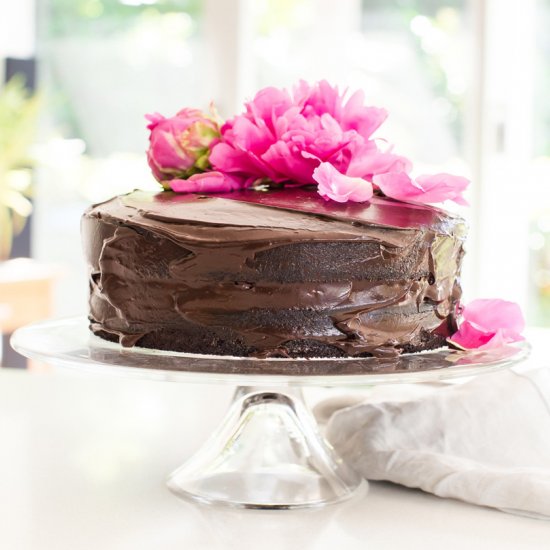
left=0, top=258, right=58, bottom=369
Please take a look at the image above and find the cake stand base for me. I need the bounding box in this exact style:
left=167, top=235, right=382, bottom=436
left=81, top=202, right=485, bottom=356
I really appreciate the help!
left=11, top=317, right=530, bottom=510
left=167, top=386, right=365, bottom=509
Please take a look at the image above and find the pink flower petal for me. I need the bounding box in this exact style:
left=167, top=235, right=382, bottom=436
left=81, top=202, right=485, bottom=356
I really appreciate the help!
left=297, top=80, right=341, bottom=118
left=262, top=140, right=319, bottom=184
left=313, top=162, right=373, bottom=203
left=373, top=171, right=423, bottom=200
left=415, top=173, right=470, bottom=205
left=448, top=299, right=525, bottom=350
left=448, top=320, right=498, bottom=350
left=346, top=142, right=412, bottom=179
left=462, top=298, right=525, bottom=335
left=145, top=112, right=165, bottom=131
left=374, top=171, right=469, bottom=205
left=341, top=89, right=388, bottom=139
left=210, top=142, right=271, bottom=179
left=230, top=116, right=274, bottom=154
left=168, top=171, right=242, bottom=193
left=246, top=86, right=293, bottom=135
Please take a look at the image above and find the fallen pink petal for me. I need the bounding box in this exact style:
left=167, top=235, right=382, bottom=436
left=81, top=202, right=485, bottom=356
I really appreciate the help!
left=449, top=299, right=525, bottom=350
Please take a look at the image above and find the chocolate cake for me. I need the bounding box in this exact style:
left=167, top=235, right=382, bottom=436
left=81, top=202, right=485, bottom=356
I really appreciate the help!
left=82, top=187, right=466, bottom=358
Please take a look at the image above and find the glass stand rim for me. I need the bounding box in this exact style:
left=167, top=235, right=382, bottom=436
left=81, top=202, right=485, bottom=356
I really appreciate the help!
left=11, top=316, right=531, bottom=387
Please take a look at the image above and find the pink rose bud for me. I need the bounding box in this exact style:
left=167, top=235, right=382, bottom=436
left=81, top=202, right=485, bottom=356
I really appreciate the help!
left=145, top=108, right=220, bottom=188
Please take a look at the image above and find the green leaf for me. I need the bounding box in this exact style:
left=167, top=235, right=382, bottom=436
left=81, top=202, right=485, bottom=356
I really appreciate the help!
left=0, top=75, right=39, bottom=256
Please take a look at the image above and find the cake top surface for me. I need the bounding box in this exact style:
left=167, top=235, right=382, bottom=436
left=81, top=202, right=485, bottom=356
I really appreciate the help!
left=88, top=188, right=465, bottom=239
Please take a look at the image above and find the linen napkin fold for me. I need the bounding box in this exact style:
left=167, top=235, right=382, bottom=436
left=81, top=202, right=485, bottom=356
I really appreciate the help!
left=322, top=367, right=550, bottom=519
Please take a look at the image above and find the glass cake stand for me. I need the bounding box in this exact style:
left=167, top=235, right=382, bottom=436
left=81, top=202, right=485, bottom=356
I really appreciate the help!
left=11, top=317, right=530, bottom=510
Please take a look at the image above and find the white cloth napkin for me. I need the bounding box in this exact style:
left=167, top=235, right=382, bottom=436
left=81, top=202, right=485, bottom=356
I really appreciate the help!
left=322, top=366, right=550, bottom=519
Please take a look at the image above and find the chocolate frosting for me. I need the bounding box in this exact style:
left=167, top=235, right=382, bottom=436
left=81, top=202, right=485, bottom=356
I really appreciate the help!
left=82, top=188, right=466, bottom=358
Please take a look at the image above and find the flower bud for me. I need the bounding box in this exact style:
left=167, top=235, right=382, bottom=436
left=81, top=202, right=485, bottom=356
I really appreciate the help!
left=146, top=108, right=220, bottom=188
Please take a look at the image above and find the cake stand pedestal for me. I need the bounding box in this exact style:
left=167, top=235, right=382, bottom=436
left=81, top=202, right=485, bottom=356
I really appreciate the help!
left=167, top=385, right=363, bottom=508
left=11, top=317, right=529, bottom=510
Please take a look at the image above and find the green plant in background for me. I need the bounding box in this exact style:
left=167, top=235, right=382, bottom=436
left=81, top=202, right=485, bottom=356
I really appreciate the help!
left=0, top=75, right=40, bottom=260
left=47, top=0, right=201, bottom=37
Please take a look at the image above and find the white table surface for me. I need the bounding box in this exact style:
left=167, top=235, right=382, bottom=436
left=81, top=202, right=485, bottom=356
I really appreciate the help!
left=1, top=355, right=550, bottom=550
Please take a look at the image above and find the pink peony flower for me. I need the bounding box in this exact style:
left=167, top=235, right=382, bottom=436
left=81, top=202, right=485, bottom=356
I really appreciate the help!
left=168, top=171, right=241, bottom=193
left=448, top=299, right=525, bottom=350
left=209, top=80, right=402, bottom=188
left=313, top=162, right=373, bottom=203
left=146, top=108, right=220, bottom=187
left=144, top=81, right=470, bottom=205
left=373, top=171, right=469, bottom=206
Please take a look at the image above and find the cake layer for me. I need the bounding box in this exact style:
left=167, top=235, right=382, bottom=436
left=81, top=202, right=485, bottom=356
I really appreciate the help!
left=82, top=189, right=466, bottom=358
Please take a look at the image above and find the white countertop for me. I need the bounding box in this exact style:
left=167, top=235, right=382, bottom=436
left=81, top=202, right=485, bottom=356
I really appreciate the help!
left=1, top=365, right=549, bottom=550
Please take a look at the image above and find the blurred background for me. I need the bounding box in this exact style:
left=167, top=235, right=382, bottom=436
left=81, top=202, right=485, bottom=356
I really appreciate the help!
left=0, top=0, right=549, bottom=367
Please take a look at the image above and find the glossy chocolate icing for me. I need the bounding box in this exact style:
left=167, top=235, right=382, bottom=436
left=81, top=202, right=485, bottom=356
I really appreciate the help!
left=82, top=188, right=466, bottom=358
